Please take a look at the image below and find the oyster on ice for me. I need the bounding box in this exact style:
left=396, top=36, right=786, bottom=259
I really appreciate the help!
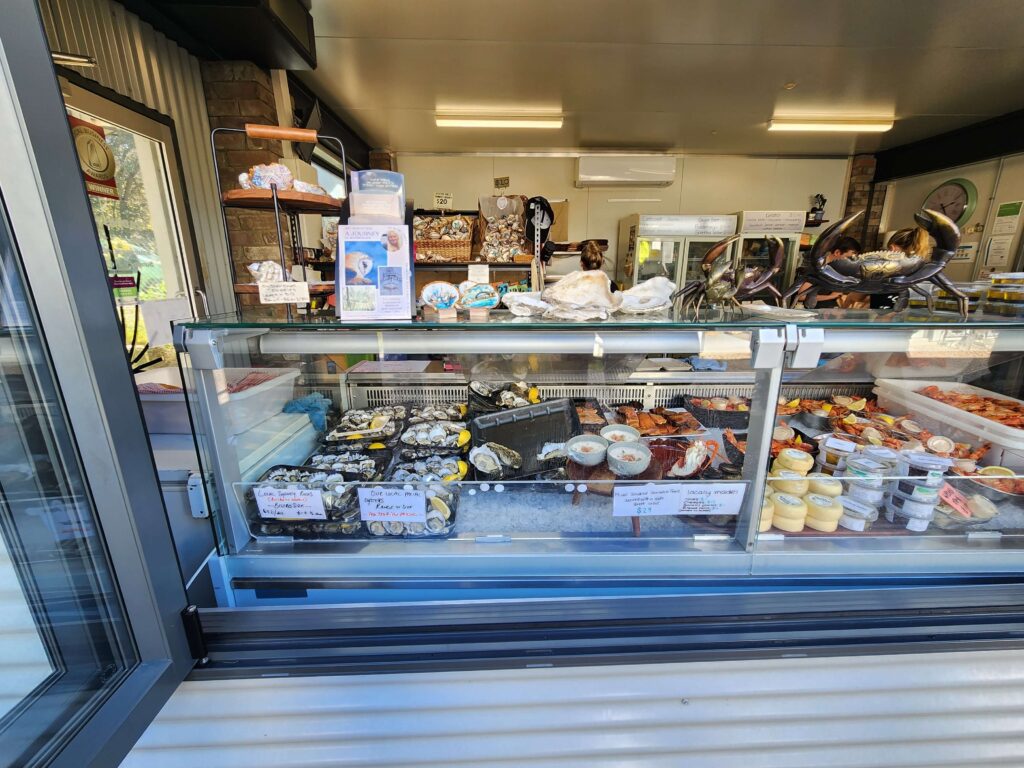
left=468, top=442, right=522, bottom=477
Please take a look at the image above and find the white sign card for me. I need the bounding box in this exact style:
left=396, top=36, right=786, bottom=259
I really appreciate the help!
left=986, top=235, right=1014, bottom=268
left=358, top=488, right=426, bottom=522
left=254, top=487, right=326, bottom=520
left=677, top=482, right=746, bottom=516
left=639, top=214, right=737, bottom=237
left=466, top=263, right=490, bottom=285
left=337, top=224, right=413, bottom=320
left=738, top=210, right=806, bottom=234
left=992, top=201, right=1023, bottom=236
left=613, top=483, right=682, bottom=517
left=433, top=191, right=453, bottom=209
left=258, top=281, right=310, bottom=305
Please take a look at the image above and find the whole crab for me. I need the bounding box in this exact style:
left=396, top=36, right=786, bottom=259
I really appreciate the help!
left=671, top=235, right=784, bottom=318
left=782, top=208, right=967, bottom=316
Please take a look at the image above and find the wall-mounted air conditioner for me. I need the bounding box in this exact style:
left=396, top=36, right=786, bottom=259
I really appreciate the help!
left=575, top=155, right=677, bottom=188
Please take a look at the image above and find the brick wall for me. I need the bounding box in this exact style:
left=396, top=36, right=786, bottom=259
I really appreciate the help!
left=202, top=61, right=291, bottom=319
left=843, top=154, right=886, bottom=250
left=369, top=150, right=395, bottom=170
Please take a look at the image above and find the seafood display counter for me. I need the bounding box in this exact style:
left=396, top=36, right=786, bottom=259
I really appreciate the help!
left=174, top=310, right=1024, bottom=606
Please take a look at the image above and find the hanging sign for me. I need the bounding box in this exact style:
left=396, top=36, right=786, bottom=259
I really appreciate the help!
left=69, top=115, right=119, bottom=200
left=738, top=210, right=805, bottom=234
left=433, top=192, right=453, bottom=209
left=493, top=176, right=510, bottom=189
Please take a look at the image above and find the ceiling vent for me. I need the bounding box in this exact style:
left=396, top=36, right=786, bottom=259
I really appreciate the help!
left=575, top=155, right=676, bottom=187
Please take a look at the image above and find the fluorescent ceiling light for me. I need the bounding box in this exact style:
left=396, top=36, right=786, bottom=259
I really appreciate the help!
left=51, top=51, right=97, bottom=67
left=768, top=118, right=893, bottom=133
left=436, top=115, right=563, bottom=129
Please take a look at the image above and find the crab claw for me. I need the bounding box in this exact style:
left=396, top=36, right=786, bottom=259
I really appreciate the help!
left=914, top=208, right=960, bottom=258
left=810, top=211, right=863, bottom=268
left=700, top=234, right=741, bottom=273
left=739, top=236, right=784, bottom=295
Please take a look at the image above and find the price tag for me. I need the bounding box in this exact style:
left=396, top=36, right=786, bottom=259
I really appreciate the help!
left=493, top=176, right=510, bottom=189
left=613, top=483, right=681, bottom=517
left=939, top=483, right=973, bottom=518
left=258, top=281, right=310, bottom=304
left=254, top=487, right=326, bottom=520
left=467, top=263, right=490, bottom=285
left=678, top=482, right=746, bottom=516
left=358, top=487, right=426, bottom=522
left=433, top=192, right=453, bottom=209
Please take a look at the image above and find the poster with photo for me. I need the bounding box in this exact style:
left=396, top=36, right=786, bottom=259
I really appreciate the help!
left=336, top=224, right=413, bottom=320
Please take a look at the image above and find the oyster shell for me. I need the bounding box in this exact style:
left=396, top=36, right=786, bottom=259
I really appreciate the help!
left=542, top=270, right=622, bottom=311
left=618, top=276, right=677, bottom=313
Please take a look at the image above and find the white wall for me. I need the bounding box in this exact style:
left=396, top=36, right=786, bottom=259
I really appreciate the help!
left=398, top=154, right=850, bottom=274
left=882, top=153, right=1024, bottom=282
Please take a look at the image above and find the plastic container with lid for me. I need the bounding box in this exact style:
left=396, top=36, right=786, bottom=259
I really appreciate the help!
left=990, top=272, right=1024, bottom=285
left=806, top=473, right=843, bottom=497
left=887, top=489, right=937, bottom=519
left=839, top=510, right=879, bottom=531
left=838, top=496, right=878, bottom=530
left=820, top=436, right=858, bottom=468
left=841, top=457, right=889, bottom=488
left=884, top=503, right=931, bottom=532
left=898, top=452, right=952, bottom=487
left=769, top=469, right=809, bottom=496
left=814, top=457, right=840, bottom=476
left=774, top=447, right=815, bottom=475
left=844, top=480, right=886, bottom=506
left=861, top=446, right=901, bottom=468
left=894, top=478, right=940, bottom=502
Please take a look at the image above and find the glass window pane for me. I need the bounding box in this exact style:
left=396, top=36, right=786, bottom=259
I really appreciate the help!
left=0, top=195, right=137, bottom=767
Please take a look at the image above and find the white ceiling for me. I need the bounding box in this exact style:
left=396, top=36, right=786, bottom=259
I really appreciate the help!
left=302, top=0, right=1024, bottom=156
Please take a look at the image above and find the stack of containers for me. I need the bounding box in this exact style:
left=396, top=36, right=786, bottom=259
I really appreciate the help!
left=986, top=272, right=1024, bottom=318
left=765, top=447, right=844, bottom=533
left=882, top=452, right=952, bottom=531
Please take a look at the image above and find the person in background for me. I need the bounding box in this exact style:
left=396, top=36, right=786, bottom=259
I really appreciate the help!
left=579, top=240, right=619, bottom=291
left=798, top=235, right=861, bottom=308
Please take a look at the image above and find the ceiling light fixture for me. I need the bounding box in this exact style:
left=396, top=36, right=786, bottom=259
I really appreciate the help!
left=51, top=51, right=97, bottom=67
left=768, top=118, right=893, bottom=133
left=783, top=81, right=798, bottom=90
left=436, top=114, right=563, bottom=129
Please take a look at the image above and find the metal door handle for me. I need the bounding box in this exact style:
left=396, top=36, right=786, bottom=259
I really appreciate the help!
left=194, top=289, right=210, bottom=317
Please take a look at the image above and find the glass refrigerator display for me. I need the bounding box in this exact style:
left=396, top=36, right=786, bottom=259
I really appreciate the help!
left=175, top=308, right=1024, bottom=607
left=616, top=214, right=738, bottom=290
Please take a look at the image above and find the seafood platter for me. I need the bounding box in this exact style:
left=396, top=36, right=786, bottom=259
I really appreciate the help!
left=745, top=391, right=1020, bottom=536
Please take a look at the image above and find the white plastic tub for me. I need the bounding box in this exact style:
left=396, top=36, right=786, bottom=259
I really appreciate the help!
left=874, top=378, right=1024, bottom=468
left=213, top=368, right=301, bottom=437
left=135, top=367, right=189, bottom=434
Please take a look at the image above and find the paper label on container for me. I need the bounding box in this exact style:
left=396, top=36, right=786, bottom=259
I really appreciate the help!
left=939, top=483, right=973, bottom=518
left=677, top=482, right=746, bottom=516
left=358, top=488, right=426, bottom=522
left=467, top=263, right=490, bottom=285
left=613, top=483, right=681, bottom=517
left=258, top=281, right=310, bottom=304
left=254, top=487, right=326, bottom=520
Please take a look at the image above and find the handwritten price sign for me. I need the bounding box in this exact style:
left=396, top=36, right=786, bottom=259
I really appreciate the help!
left=358, top=488, right=426, bottom=522
left=613, top=484, right=682, bottom=517
left=254, top=487, right=326, bottom=520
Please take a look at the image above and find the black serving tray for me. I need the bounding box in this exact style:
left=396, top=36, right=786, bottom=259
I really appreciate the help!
left=469, top=398, right=581, bottom=480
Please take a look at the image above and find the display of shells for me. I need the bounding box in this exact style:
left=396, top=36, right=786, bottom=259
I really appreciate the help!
left=305, top=452, right=381, bottom=480
left=389, top=454, right=467, bottom=483
left=326, top=406, right=405, bottom=441
left=408, top=404, right=466, bottom=423
left=481, top=213, right=525, bottom=262
left=420, top=281, right=460, bottom=311
left=469, top=379, right=541, bottom=410
left=413, top=214, right=473, bottom=242
left=458, top=283, right=501, bottom=310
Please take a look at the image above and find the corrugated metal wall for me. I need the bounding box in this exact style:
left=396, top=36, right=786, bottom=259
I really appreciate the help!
left=123, top=650, right=1024, bottom=767
left=37, top=0, right=233, bottom=315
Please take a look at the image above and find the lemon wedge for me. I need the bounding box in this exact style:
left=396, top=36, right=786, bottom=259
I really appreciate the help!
left=457, top=429, right=472, bottom=447
left=457, top=403, right=468, bottom=416
left=457, top=460, right=469, bottom=478
left=348, top=432, right=363, bottom=440
left=842, top=414, right=857, bottom=425
left=821, top=403, right=833, bottom=413
left=528, top=387, right=541, bottom=403
left=786, top=398, right=800, bottom=408
left=369, top=414, right=390, bottom=430
left=368, top=442, right=386, bottom=450
left=848, top=398, right=868, bottom=412
left=876, top=414, right=895, bottom=425
left=737, top=404, right=749, bottom=411
left=430, top=497, right=452, bottom=519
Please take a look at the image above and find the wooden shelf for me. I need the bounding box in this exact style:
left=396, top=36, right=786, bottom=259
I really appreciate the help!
left=414, top=262, right=532, bottom=271
left=222, top=188, right=343, bottom=215
left=233, top=283, right=335, bottom=295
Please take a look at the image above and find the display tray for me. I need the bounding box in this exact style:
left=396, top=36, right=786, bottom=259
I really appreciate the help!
left=574, top=398, right=609, bottom=433
left=612, top=403, right=704, bottom=436
left=679, top=395, right=751, bottom=430
left=222, top=188, right=342, bottom=214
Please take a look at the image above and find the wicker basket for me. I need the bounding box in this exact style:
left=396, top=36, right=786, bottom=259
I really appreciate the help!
left=415, top=239, right=473, bottom=262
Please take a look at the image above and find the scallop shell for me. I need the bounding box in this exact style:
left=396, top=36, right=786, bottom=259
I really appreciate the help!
left=420, top=281, right=460, bottom=310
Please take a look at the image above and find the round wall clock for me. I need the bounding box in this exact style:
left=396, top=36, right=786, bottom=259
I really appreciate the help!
left=922, top=177, right=977, bottom=227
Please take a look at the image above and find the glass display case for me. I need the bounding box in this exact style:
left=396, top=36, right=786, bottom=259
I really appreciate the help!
left=174, top=310, right=1024, bottom=608
left=616, top=214, right=738, bottom=290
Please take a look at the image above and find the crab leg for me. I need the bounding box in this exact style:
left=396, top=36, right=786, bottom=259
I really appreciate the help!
left=738, top=236, right=785, bottom=297
left=929, top=271, right=970, bottom=317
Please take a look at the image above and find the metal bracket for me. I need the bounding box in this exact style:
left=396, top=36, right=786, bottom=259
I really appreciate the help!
left=187, top=472, right=209, bottom=519
left=750, top=327, right=786, bottom=369
left=787, top=325, right=825, bottom=369
left=181, top=605, right=209, bottom=664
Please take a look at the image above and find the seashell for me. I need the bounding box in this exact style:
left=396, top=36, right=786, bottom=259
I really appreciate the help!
left=425, top=509, right=447, bottom=532
left=385, top=521, right=405, bottom=535
left=469, top=444, right=502, bottom=474
left=420, top=281, right=460, bottom=311
left=541, top=270, right=622, bottom=311
left=470, top=380, right=496, bottom=397
left=457, top=283, right=501, bottom=310
left=368, top=521, right=387, bottom=536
